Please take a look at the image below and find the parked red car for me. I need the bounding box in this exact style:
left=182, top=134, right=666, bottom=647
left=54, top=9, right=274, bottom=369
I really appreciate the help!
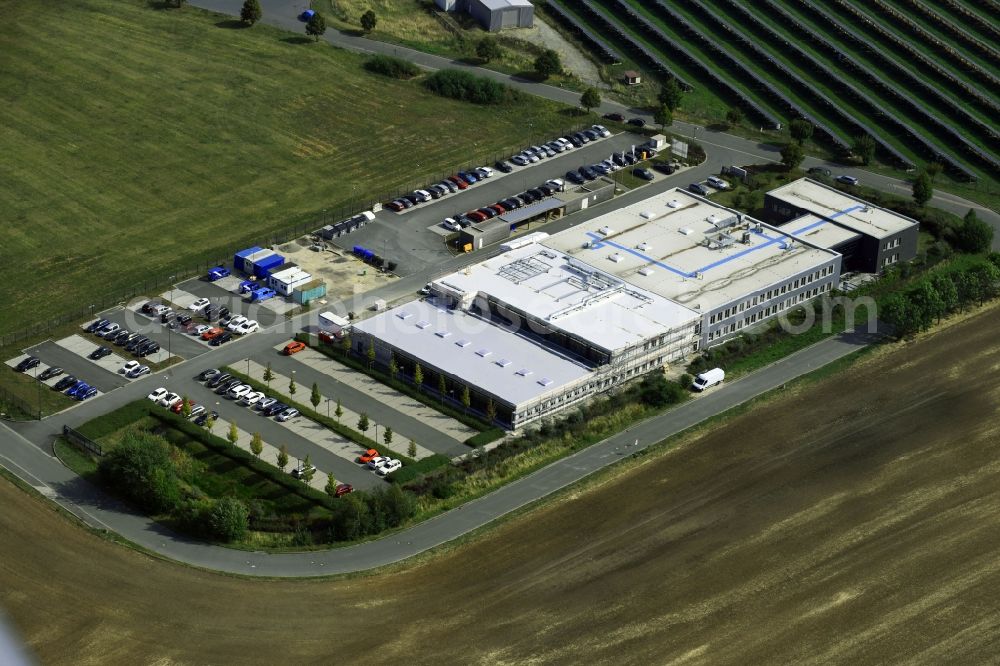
left=283, top=341, right=307, bottom=355
left=334, top=483, right=354, bottom=497
left=448, top=176, right=468, bottom=190
left=357, top=448, right=379, bottom=464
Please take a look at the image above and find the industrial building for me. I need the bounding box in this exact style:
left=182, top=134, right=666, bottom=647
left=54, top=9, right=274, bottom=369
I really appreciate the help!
left=351, top=182, right=909, bottom=428
left=764, top=178, right=919, bottom=273
left=435, top=0, right=533, bottom=32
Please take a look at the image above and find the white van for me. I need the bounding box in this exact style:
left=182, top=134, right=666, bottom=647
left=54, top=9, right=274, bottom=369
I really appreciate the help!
left=692, top=368, right=725, bottom=391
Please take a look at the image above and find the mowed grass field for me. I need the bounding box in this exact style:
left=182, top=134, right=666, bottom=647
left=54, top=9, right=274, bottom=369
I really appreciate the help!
left=0, top=0, right=574, bottom=338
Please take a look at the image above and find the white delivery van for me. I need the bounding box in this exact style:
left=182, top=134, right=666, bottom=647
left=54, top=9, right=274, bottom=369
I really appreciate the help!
left=692, top=368, right=725, bottom=391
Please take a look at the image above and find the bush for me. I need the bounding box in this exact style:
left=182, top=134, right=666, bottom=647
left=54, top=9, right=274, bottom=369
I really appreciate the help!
left=99, top=428, right=180, bottom=513
left=364, top=55, right=420, bottom=79
left=208, top=497, right=249, bottom=542
left=423, top=69, right=511, bottom=105
left=679, top=373, right=693, bottom=389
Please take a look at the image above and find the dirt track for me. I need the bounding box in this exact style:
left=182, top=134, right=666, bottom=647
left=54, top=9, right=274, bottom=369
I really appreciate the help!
left=2, top=305, right=999, bottom=665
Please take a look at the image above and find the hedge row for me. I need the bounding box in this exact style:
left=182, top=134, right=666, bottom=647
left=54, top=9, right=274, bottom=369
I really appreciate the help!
left=423, top=69, right=513, bottom=105
left=364, top=54, right=421, bottom=79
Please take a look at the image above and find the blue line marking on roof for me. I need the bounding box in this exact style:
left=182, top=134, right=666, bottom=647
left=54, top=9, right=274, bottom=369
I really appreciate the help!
left=582, top=204, right=862, bottom=278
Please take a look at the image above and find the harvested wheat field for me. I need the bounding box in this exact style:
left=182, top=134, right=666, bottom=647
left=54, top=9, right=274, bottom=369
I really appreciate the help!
left=2, top=304, right=999, bottom=665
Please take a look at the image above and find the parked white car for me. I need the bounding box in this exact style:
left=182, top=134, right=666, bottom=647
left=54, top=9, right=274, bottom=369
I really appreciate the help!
left=477, top=166, right=494, bottom=178
left=275, top=407, right=299, bottom=422
left=442, top=218, right=461, bottom=232
left=367, top=456, right=390, bottom=470
left=147, top=387, right=167, bottom=402
left=159, top=392, right=182, bottom=408
left=127, top=364, right=150, bottom=379
left=189, top=298, right=211, bottom=312
left=192, top=324, right=211, bottom=336
left=377, top=459, right=402, bottom=476
left=241, top=391, right=263, bottom=407
left=234, top=320, right=259, bottom=335
left=706, top=176, right=730, bottom=190
left=592, top=124, right=611, bottom=138
left=226, top=315, right=248, bottom=331
left=228, top=384, right=251, bottom=400
left=121, top=360, right=140, bottom=375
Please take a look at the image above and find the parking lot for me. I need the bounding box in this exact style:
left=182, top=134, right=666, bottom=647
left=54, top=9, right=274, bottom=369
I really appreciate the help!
left=339, top=130, right=653, bottom=276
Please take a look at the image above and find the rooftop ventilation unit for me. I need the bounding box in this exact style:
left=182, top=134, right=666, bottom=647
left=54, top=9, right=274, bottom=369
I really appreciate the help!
left=679, top=227, right=693, bottom=235
left=435, top=330, right=451, bottom=338
left=696, top=272, right=704, bottom=280
left=416, top=320, right=431, bottom=329
left=396, top=311, right=413, bottom=320
left=640, top=211, right=658, bottom=220
left=609, top=253, right=623, bottom=263
left=516, top=368, right=533, bottom=377
left=637, top=242, right=651, bottom=251
left=707, top=214, right=721, bottom=225
left=496, top=358, right=512, bottom=368
left=667, top=200, right=681, bottom=209
left=741, top=231, right=752, bottom=244
left=475, top=348, right=492, bottom=358
left=638, top=267, right=655, bottom=276
left=540, top=249, right=557, bottom=259
left=583, top=240, right=592, bottom=249
left=538, top=377, right=554, bottom=387
left=455, top=339, right=471, bottom=348
left=598, top=226, right=613, bottom=236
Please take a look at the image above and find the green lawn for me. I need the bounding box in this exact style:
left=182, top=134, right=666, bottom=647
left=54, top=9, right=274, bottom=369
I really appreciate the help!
left=0, top=0, right=575, bottom=338
left=0, top=370, right=76, bottom=419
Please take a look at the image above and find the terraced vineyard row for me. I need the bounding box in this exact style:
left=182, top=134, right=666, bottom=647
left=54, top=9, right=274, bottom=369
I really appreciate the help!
left=556, top=0, right=998, bottom=181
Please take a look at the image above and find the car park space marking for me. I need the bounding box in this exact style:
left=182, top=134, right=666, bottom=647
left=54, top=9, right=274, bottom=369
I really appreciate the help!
left=278, top=349, right=478, bottom=443
left=57, top=334, right=146, bottom=378
left=4, top=356, right=71, bottom=388
left=244, top=359, right=438, bottom=461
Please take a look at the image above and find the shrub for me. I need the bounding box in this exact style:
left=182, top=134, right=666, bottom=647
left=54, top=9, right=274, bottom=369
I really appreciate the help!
left=99, top=428, right=180, bottom=513
left=208, top=497, right=250, bottom=542
left=364, top=55, right=420, bottom=79
left=423, top=69, right=511, bottom=105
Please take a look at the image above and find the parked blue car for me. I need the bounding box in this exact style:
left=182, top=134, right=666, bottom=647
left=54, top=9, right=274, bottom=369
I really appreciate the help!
left=79, top=386, right=99, bottom=401
left=66, top=381, right=89, bottom=398
left=207, top=266, right=231, bottom=281
left=249, top=287, right=276, bottom=302
left=458, top=171, right=477, bottom=184
left=238, top=279, right=257, bottom=294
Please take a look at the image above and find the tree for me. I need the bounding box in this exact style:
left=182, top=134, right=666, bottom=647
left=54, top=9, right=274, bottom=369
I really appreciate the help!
left=476, top=37, right=502, bottom=63
left=306, top=12, right=327, bottom=42
left=335, top=397, right=343, bottom=423
left=852, top=134, right=876, bottom=165
left=340, top=334, right=351, bottom=356
left=250, top=432, right=263, bottom=458
left=240, top=0, right=261, bottom=25
left=181, top=396, right=192, bottom=418
left=204, top=414, right=216, bottom=433
left=310, top=382, right=321, bottom=410
left=357, top=413, right=370, bottom=433
left=208, top=498, right=249, bottom=542
left=413, top=363, right=424, bottom=388
left=789, top=118, right=814, bottom=143
left=580, top=87, right=601, bottom=113
left=957, top=209, right=993, bottom=254
left=925, top=161, right=943, bottom=180
left=407, top=439, right=417, bottom=458
left=485, top=399, right=497, bottom=424
left=534, top=49, right=562, bottom=79
left=277, top=445, right=289, bottom=471
left=325, top=473, right=338, bottom=498
left=658, top=78, right=683, bottom=111
left=383, top=426, right=393, bottom=446
left=360, top=9, right=377, bottom=34
left=780, top=142, right=804, bottom=169
left=99, top=430, right=179, bottom=513
left=366, top=339, right=376, bottom=369
left=288, top=375, right=296, bottom=395
left=263, top=362, right=274, bottom=388
left=460, top=385, right=471, bottom=414
left=912, top=171, right=933, bottom=207
left=653, top=104, right=672, bottom=131
left=438, top=374, right=447, bottom=403
left=227, top=421, right=239, bottom=447
left=910, top=279, right=944, bottom=329
left=388, top=356, right=398, bottom=381
left=931, top=273, right=958, bottom=319
left=725, top=106, right=743, bottom=128
left=302, top=454, right=315, bottom=483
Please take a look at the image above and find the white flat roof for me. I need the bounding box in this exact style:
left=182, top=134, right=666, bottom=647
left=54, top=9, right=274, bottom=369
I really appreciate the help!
left=354, top=301, right=591, bottom=408
left=784, top=213, right=861, bottom=249
left=271, top=267, right=311, bottom=284
left=540, top=189, right=839, bottom=312
left=768, top=178, right=918, bottom=239
left=434, top=244, right=699, bottom=354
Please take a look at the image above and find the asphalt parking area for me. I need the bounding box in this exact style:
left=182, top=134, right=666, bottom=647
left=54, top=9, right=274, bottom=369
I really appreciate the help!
left=338, top=132, right=650, bottom=276
left=18, top=339, right=124, bottom=394
left=178, top=278, right=283, bottom=327
left=98, top=308, right=205, bottom=360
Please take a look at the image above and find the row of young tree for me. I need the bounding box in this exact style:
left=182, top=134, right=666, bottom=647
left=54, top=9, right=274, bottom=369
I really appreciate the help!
left=880, top=255, right=1000, bottom=339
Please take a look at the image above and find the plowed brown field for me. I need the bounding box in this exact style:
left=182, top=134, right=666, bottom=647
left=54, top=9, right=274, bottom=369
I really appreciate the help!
left=2, top=305, right=999, bottom=665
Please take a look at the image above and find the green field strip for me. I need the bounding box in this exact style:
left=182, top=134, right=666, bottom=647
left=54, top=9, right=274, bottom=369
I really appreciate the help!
left=575, top=0, right=785, bottom=123
left=820, top=0, right=1000, bottom=119
left=726, top=0, right=997, bottom=174
left=877, top=0, right=1000, bottom=76
left=926, top=0, right=1000, bottom=48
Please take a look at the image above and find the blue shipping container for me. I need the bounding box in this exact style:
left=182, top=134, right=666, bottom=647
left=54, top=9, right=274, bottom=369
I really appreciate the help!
left=252, top=253, right=285, bottom=278
left=233, top=246, right=263, bottom=273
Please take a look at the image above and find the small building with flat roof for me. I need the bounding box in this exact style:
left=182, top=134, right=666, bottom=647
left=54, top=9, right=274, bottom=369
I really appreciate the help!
left=764, top=178, right=919, bottom=272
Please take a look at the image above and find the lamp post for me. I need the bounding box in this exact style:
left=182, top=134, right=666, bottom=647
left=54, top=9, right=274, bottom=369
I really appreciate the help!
left=34, top=364, right=41, bottom=421
left=246, top=357, right=250, bottom=378
left=326, top=397, right=331, bottom=418
left=374, top=422, right=379, bottom=446
left=167, top=275, right=176, bottom=363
